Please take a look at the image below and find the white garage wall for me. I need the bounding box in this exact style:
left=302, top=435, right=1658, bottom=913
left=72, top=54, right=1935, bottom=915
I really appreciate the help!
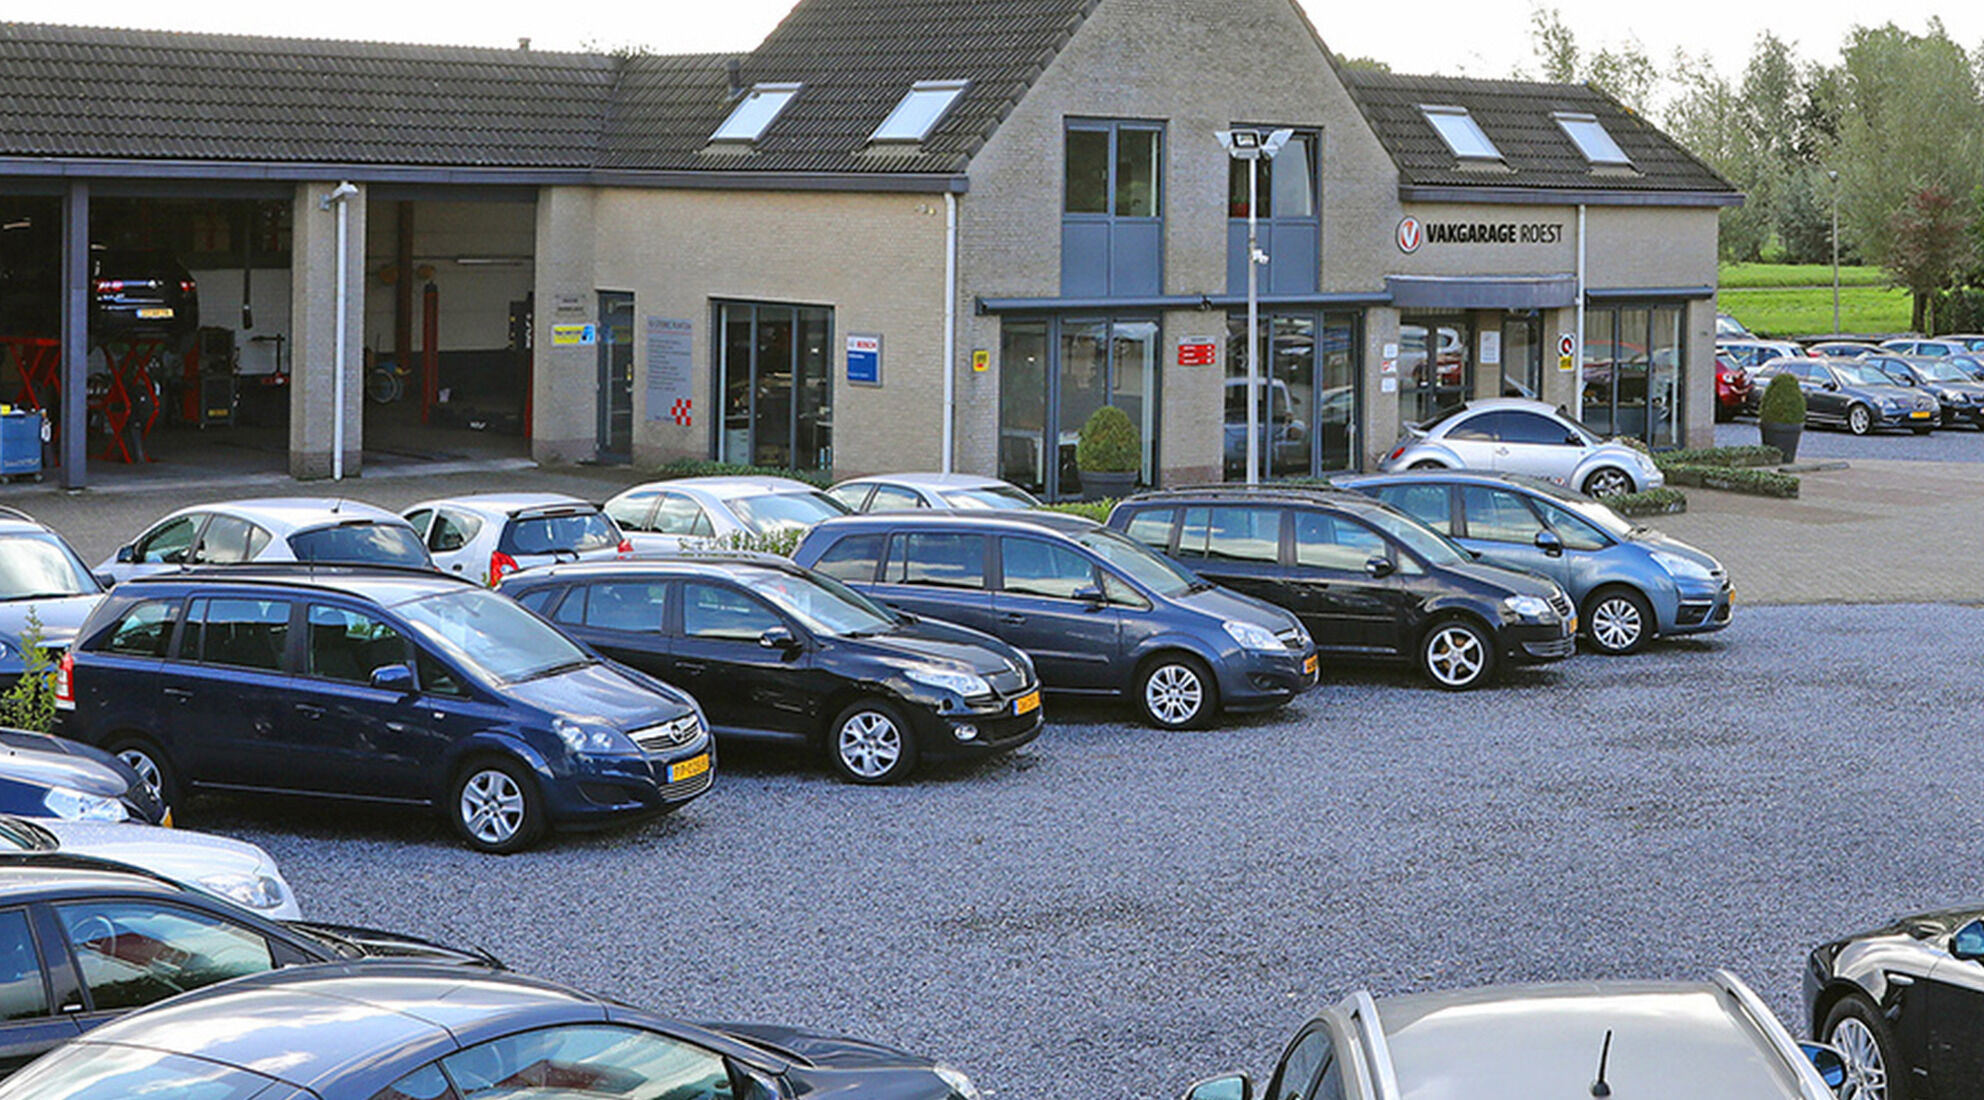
left=189, top=266, right=293, bottom=375
left=362, top=201, right=535, bottom=359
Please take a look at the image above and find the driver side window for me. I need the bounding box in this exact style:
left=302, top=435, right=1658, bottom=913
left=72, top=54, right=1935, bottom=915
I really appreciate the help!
left=54, top=901, right=274, bottom=1013
left=1268, top=1024, right=1335, bottom=1100
left=436, top=1025, right=731, bottom=1100
left=682, top=582, right=782, bottom=642
left=137, top=515, right=202, bottom=564
left=1460, top=487, right=1547, bottom=545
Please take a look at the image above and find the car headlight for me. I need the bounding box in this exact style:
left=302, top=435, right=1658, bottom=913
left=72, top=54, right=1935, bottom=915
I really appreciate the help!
left=552, top=717, right=637, bottom=756
left=197, top=872, right=287, bottom=912
left=1650, top=549, right=1715, bottom=581
left=1502, top=595, right=1552, bottom=621
left=933, top=1065, right=981, bottom=1100
left=42, top=786, right=129, bottom=823
left=904, top=667, right=992, bottom=698
left=1222, top=619, right=1284, bottom=651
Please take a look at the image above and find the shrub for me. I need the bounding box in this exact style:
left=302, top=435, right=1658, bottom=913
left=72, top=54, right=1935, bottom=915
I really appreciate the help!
left=1041, top=499, right=1114, bottom=523
left=1602, top=487, right=1688, bottom=516
left=1074, top=406, right=1140, bottom=473
left=1652, top=444, right=1783, bottom=470
left=651, top=459, right=834, bottom=489
left=1662, top=464, right=1800, bottom=498
left=1756, top=372, right=1807, bottom=426
left=0, top=615, right=55, bottom=735
left=689, top=528, right=804, bottom=558
left=1610, top=435, right=1652, bottom=455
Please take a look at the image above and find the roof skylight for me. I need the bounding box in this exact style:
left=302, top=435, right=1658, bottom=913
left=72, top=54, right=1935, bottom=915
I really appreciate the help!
left=871, top=80, right=969, bottom=143
left=1419, top=105, right=1501, bottom=161
left=1554, top=112, right=1632, bottom=166
left=711, top=83, right=802, bottom=144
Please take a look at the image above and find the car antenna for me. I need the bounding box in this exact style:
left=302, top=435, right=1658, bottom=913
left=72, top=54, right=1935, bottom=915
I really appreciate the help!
left=1589, top=1030, right=1613, bottom=1098
left=332, top=498, right=343, bottom=514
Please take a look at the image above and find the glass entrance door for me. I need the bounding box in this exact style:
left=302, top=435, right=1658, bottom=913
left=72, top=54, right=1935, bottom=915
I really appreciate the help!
left=1225, top=310, right=1360, bottom=479
left=1500, top=315, right=1541, bottom=399
left=714, top=302, right=833, bottom=473
left=596, top=292, right=634, bottom=461
left=997, top=315, right=1158, bottom=500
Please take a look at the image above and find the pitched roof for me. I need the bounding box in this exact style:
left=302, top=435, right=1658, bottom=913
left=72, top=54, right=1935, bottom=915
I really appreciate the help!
left=1339, top=70, right=1737, bottom=198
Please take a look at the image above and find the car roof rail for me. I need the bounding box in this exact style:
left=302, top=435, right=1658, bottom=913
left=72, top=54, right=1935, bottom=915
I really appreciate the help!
left=129, top=562, right=477, bottom=587
left=1711, top=969, right=1833, bottom=1100
left=0, top=505, right=39, bottom=524
left=1122, top=484, right=1366, bottom=504
left=1344, top=991, right=1402, bottom=1100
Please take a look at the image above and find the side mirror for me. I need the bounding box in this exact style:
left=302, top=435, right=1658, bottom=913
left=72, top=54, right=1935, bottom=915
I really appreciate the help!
left=1951, top=918, right=1984, bottom=961
left=1565, top=432, right=1585, bottom=447
left=1824, top=381, right=1839, bottom=391
left=758, top=627, right=800, bottom=651
left=1181, top=1074, right=1253, bottom=1100
left=1363, top=556, right=1396, bottom=578
left=1072, top=584, right=1105, bottom=604
left=93, top=572, right=116, bottom=589
left=1534, top=529, right=1565, bottom=557
left=1797, top=1042, right=1848, bottom=1093
left=115, top=545, right=134, bottom=563
left=369, top=663, right=417, bottom=694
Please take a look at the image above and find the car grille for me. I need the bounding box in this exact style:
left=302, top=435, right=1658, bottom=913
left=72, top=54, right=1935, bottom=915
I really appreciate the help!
left=1277, top=628, right=1308, bottom=651
left=987, top=667, right=1028, bottom=696
left=631, top=715, right=702, bottom=753
left=664, top=765, right=714, bottom=801
left=1547, top=592, right=1575, bottom=620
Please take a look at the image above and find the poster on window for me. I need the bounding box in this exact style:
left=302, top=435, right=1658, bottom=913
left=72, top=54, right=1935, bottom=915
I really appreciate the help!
left=645, top=317, right=694, bottom=425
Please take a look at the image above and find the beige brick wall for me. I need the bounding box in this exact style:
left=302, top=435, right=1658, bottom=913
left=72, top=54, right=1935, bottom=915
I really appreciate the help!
left=289, top=181, right=368, bottom=480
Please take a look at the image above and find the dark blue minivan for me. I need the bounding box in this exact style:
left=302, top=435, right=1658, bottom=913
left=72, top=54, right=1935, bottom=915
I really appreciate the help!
left=54, top=566, right=713, bottom=853
left=793, top=512, right=1316, bottom=729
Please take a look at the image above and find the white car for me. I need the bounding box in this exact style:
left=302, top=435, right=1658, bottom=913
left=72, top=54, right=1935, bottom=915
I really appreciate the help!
left=98, top=498, right=433, bottom=584
left=402, top=493, right=629, bottom=586
left=1379, top=397, right=1664, bottom=498
left=0, top=814, right=299, bottom=918
left=826, top=473, right=1040, bottom=513
left=604, top=476, right=851, bottom=553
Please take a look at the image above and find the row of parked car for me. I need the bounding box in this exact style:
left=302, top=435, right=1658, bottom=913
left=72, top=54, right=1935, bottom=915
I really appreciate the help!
left=1717, top=330, right=1984, bottom=432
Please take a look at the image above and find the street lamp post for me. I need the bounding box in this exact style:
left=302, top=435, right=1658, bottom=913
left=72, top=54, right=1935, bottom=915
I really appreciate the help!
left=1217, top=128, right=1292, bottom=486
left=1828, top=169, right=1841, bottom=334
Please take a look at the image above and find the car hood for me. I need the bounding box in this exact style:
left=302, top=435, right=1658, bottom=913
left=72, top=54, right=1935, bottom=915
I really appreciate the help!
left=1847, top=383, right=1934, bottom=403
left=0, top=741, right=135, bottom=801
left=35, top=819, right=295, bottom=916
left=1628, top=530, right=1723, bottom=574
left=0, top=730, right=164, bottom=822
left=500, top=661, right=694, bottom=729
left=703, top=1020, right=932, bottom=1071
left=0, top=594, right=100, bottom=650
left=838, top=621, right=1026, bottom=679
left=1173, top=583, right=1301, bottom=632
left=1445, top=557, right=1561, bottom=598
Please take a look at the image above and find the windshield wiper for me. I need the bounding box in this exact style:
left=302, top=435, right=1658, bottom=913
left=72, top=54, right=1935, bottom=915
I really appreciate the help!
left=0, top=591, right=84, bottom=602
left=1186, top=580, right=1217, bottom=593
left=521, top=658, right=591, bottom=681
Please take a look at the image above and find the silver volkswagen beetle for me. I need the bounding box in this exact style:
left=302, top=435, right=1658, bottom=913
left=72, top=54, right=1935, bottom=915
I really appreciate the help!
left=1379, top=397, right=1664, bottom=498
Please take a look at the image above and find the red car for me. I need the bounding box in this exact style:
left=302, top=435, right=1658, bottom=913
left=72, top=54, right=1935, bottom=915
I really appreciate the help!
left=1715, top=352, right=1752, bottom=421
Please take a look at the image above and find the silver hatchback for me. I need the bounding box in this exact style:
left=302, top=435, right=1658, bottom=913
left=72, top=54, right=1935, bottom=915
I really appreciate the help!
left=1379, top=398, right=1664, bottom=498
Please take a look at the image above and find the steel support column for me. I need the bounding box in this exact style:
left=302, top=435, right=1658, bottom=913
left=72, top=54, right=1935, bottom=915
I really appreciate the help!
left=59, top=181, right=89, bottom=487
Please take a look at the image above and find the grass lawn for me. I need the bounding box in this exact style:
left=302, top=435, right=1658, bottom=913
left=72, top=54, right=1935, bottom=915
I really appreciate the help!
left=1718, top=284, right=1912, bottom=337
left=1718, top=262, right=1886, bottom=289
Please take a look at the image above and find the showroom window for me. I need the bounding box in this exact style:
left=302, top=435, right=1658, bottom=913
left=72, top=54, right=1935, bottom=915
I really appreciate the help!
left=714, top=301, right=832, bottom=472
left=998, top=315, right=1160, bottom=500
left=1224, top=311, right=1360, bottom=480
left=1582, top=303, right=1683, bottom=447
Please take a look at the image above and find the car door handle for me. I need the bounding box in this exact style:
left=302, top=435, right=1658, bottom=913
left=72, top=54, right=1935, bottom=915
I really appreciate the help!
left=294, top=704, right=324, bottom=720
left=676, top=660, right=707, bottom=674
left=1000, top=613, right=1027, bottom=625
left=162, top=686, right=192, bottom=702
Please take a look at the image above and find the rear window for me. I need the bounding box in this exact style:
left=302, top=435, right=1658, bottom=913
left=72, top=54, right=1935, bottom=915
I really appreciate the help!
left=885, top=532, right=987, bottom=590
left=96, top=599, right=179, bottom=657
left=811, top=533, right=885, bottom=583
left=288, top=522, right=433, bottom=569
left=729, top=491, right=848, bottom=536
left=501, top=511, right=621, bottom=556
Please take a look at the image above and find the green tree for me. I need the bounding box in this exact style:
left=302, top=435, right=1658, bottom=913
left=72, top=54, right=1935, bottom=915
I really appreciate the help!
left=1526, top=6, right=1658, bottom=112
left=0, top=614, right=55, bottom=735
left=1884, top=185, right=1978, bottom=329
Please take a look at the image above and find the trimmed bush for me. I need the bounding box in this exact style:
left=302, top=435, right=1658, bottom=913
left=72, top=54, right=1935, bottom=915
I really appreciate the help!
left=1663, top=463, right=1800, bottom=498
left=1075, top=406, right=1140, bottom=473
left=1602, top=487, right=1688, bottom=516
left=1652, top=445, right=1783, bottom=470
left=1756, top=372, right=1807, bottom=426
left=651, top=459, right=834, bottom=489
left=1041, top=499, right=1114, bottom=523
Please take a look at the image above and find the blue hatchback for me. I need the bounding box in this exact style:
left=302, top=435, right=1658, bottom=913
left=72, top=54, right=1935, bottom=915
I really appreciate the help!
left=793, top=512, right=1316, bottom=729
left=1337, top=471, right=1732, bottom=654
left=54, top=566, right=713, bottom=852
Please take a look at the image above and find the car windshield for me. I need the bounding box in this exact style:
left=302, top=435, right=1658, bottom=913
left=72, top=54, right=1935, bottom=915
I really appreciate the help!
left=1919, top=361, right=1973, bottom=383
left=0, top=532, right=97, bottom=599
left=728, top=491, right=849, bottom=536
left=0, top=816, right=57, bottom=851
left=1828, top=362, right=1895, bottom=386
left=288, top=522, right=433, bottom=569
left=1355, top=507, right=1470, bottom=565
left=396, top=588, right=592, bottom=683
left=939, top=486, right=1037, bottom=510
left=738, top=570, right=896, bottom=636
left=507, top=511, right=621, bottom=555
left=1074, top=528, right=1195, bottom=598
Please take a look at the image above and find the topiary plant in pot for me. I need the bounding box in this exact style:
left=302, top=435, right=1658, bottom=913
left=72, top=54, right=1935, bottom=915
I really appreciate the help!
left=1075, top=405, right=1141, bottom=501
left=1756, top=371, right=1806, bottom=462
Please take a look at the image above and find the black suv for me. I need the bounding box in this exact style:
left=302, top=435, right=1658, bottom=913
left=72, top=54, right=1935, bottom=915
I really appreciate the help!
left=1106, top=487, right=1576, bottom=690
left=53, top=565, right=713, bottom=853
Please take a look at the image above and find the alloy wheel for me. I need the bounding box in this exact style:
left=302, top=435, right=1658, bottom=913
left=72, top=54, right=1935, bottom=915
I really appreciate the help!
left=837, top=711, right=903, bottom=780
left=117, top=748, right=163, bottom=799
left=1424, top=625, right=1486, bottom=688
left=1584, top=468, right=1632, bottom=497
left=1590, top=597, right=1644, bottom=652
left=1848, top=405, right=1872, bottom=435
left=1144, top=663, right=1204, bottom=726
left=1828, top=1016, right=1888, bottom=1100
left=459, top=769, right=525, bottom=846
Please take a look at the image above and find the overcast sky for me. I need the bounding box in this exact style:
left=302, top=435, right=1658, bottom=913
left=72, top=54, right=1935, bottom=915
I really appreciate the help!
left=1, top=0, right=1976, bottom=89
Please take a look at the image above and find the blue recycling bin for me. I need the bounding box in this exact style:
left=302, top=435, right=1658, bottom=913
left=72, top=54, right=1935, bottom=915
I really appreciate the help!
left=0, top=410, right=46, bottom=479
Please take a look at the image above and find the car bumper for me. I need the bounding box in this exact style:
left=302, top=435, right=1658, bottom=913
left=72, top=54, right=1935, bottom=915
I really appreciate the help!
left=911, top=695, right=1045, bottom=762
left=544, top=742, right=716, bottom=826
left=1503, top=620, right=1577, bottom=663
left=1874, top=408, right=1938, bottom=428
left=1660, top=580, right=1735, bottom=636
left=1219, top=647, right=1319, bottom=713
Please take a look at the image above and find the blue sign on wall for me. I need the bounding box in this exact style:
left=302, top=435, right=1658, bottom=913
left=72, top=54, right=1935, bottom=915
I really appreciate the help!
left=847, top=333, right=882, bottom=386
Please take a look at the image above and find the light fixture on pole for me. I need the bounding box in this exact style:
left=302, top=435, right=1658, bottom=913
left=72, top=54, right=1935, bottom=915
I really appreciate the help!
left=1828, top=169, right=1841, bottom=334
left=1216, top=127, right=1293, bottom=486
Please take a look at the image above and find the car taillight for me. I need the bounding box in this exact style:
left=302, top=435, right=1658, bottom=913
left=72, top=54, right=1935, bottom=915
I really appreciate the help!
left=617, top=539, right=632, bottom=556
left=54, top=652, right=74, bottom=709
left=178, top=279, right=196, bottom=294
left=1387, top=443, right=1408, bottom=462
left=92, top=278, right=120, bottom=293
left=489, top=551, right=519, bottom=584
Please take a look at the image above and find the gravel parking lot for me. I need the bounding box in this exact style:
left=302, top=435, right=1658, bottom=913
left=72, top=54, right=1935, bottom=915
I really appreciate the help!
left=176, top=602, right=1984, bottom=1100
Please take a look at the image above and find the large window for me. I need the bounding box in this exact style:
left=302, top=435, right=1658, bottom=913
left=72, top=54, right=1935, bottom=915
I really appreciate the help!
left=715, top=301, right=832, bottom=472
left=1225, top=311, right=1360, bottom=479
left=998, top=315, right=1159, bottom=500
left=1399, top=316, right=1471, bottom=425
left=1227, top=130, right=1319, bottom=295
left=1062, top=120, right=1164, bottom=297
left=1582, top=304, right=1683, bottom=446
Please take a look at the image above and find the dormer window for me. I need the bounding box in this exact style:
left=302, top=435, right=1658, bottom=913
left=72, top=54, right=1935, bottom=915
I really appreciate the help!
left=1554, top=112, right=1631, bottom=166
left=1419, top=105, right=1501, bottom=162
left=871, top=80, right=968, bottom=143
left=711, top=83, right=801, bottom=144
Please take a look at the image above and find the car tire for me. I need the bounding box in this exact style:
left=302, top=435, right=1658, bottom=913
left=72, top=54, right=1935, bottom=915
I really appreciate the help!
left=1583, top=587, right=1653, bottom=655
left=107, top=735, right=180, bottom=812
left=1581, top=467, right=1634, bottom=498
left=1846, top=404, right=1873, bottom=435
left=1419, top=617, right=1496, bottom=691
left=1135, top=653, right=1218, bottom=730
left=449, top=756, right=545, bottom=855
left=1823, top=994, right=1906, bottom=1100
left=827, top=698, right=919, bottom=785
left=1408, top=460, right=1446, bottom=471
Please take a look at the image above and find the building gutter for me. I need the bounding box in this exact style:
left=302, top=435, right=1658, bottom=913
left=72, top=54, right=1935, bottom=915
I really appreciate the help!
left=942, top=192, right=958, bottom=473
left=976, top=291, right=1392, bottom=314
left=1398, top=184, right=1743, bottom=208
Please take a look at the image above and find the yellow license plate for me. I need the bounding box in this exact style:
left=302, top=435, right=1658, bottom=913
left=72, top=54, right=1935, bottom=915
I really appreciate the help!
left=1014, top=690, right=1040, bottom=716
left=1910, top=410, right=1931, bottom=419
left=1568, top=616, right=1579, bottom=634
left=668, top=754, right=710, bottom=783
left=160, top=808, right=173, bottom=828
left=1303, top=654, right=1318, bottom=675
left=136, top=307, right=174, bottom=320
